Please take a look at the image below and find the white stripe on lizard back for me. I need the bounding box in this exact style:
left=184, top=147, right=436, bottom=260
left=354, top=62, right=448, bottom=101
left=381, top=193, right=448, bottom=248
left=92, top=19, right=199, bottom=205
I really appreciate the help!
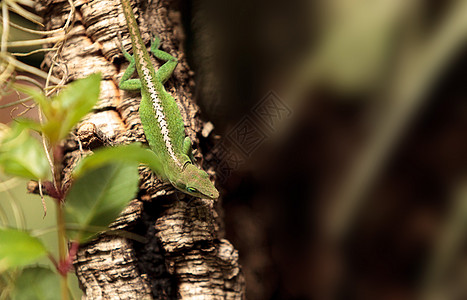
left=140, top=63, right=182, bottom=167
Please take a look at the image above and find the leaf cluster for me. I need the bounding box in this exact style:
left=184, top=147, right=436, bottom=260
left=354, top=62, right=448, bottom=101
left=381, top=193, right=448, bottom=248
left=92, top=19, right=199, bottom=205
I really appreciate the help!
left=0, top=73, right=161, bottom=298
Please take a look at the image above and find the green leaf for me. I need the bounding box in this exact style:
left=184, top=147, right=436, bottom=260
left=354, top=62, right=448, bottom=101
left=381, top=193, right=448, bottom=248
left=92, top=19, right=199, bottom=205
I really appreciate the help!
left=65, top=162, right=139, bottom=242
left=73, top=143, right=164, bottom=178
left=14, top=73, right=101, bottom=144
left=15, top=118, right=42, bottom=133
left=0, top=123, right=50, bottom=180
left=12, top=84, right=49, bottom=116
left=53, top=73, right=101, bottom=143
left=10, top=266, right=61, bottom=300
left=0, top=228, right=47, bottom=271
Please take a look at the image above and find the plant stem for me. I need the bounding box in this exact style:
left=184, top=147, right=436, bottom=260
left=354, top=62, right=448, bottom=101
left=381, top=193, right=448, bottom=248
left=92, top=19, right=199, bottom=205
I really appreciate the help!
left=57, top=201, right=69, bottom=300
left=52, top=142, right=68, bottom=300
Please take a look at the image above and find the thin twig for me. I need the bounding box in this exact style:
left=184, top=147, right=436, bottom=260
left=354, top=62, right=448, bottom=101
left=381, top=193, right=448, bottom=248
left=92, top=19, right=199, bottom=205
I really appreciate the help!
left=0, top=96, right=33, bottom=109
left=0, top=61, right=15, bottom=84
left=15, top=0, right=37, bottom=9
left=12, top=47, right=58, bottom=57
left=15, top=101, right=36, bottom=117
left=8, top=1, right=43, bottom=26
left=1, top=2, right=9, bottom=54
left=0, top=16, right=63, bottom=35
left=6, top=35, right=65, bottom=48
left=15, top=75, right=44, bottom=88
left=1, top=55, right=61, bottom=84
left=38, top=179, right=47, bottom=218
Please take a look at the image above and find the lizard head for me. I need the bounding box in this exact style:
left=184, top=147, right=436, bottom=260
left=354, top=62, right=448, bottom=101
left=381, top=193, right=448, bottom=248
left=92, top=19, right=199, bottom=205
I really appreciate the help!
left=172, top=163, right=219, bottom=199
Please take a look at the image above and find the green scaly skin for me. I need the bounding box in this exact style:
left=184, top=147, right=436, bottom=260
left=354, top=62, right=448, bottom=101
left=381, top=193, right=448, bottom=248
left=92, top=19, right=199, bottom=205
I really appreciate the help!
left=119, top=0, right=218, bottom=199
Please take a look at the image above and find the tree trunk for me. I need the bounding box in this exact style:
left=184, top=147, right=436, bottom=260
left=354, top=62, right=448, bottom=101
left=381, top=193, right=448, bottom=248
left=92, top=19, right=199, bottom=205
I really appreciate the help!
left=35, top=0, right=245, bottom=298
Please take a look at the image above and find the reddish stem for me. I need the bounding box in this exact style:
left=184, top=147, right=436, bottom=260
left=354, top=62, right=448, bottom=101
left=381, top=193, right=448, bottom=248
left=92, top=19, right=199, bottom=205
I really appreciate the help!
left=57, top=241, right=79, bottom=276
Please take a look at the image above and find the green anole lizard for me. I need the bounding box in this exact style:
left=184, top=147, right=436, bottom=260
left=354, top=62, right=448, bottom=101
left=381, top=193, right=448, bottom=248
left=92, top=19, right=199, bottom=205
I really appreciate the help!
left=119, top=0, right=218, bottom=199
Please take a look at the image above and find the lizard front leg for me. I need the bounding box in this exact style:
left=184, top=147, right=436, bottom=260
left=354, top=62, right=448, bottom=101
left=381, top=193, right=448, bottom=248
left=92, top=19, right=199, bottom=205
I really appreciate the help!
left=119, top=47, right=142, bottom=90
left=182, top=136, right=195, bottom=162
left=150, top=36, right=178, bottom=84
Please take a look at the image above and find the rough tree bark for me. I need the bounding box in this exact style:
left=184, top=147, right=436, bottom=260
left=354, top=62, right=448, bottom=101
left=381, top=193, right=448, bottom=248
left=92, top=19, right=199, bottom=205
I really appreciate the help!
left=34, top=0, right=245, bottom=298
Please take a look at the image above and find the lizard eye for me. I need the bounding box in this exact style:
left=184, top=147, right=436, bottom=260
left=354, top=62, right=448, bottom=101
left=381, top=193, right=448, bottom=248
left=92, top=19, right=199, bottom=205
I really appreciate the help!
left=187, top=187, right=198, bottom=193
